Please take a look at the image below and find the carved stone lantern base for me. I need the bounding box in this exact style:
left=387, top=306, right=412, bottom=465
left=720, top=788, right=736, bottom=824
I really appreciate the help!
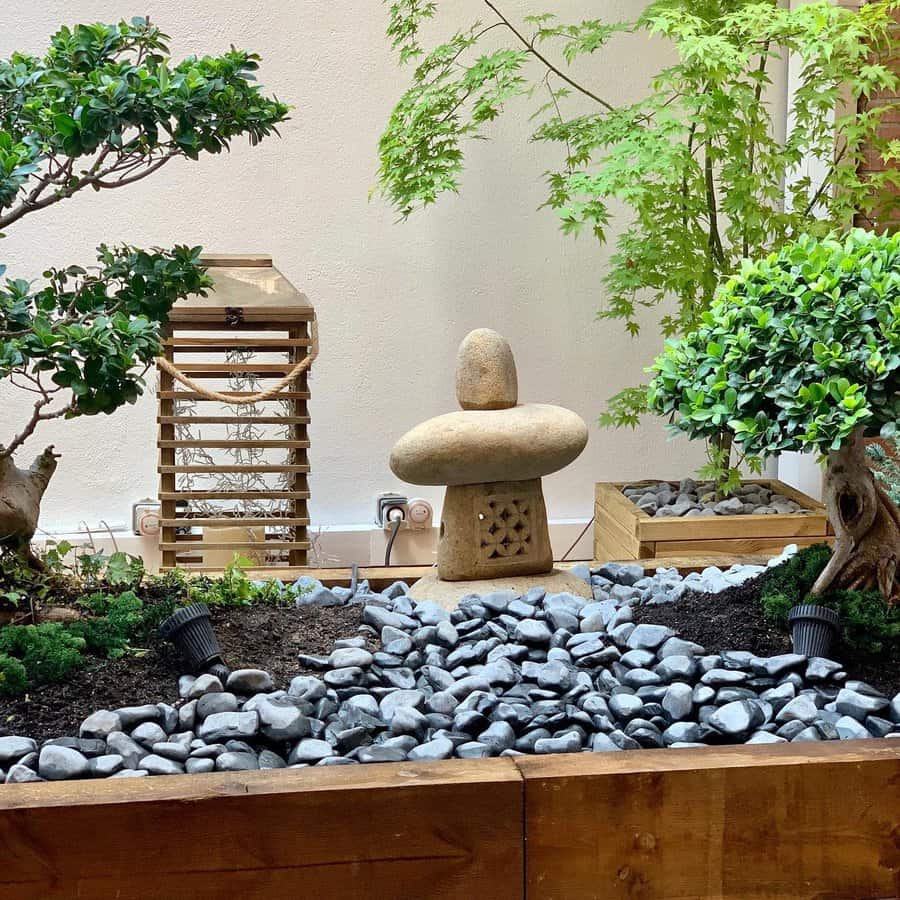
left=438, top=478, right=552, bottom=580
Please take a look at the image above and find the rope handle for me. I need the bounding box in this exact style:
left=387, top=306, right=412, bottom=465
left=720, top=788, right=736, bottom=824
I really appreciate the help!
left=156, top=315, right=318, bottom=405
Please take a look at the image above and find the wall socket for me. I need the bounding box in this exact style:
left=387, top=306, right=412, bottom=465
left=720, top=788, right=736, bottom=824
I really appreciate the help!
left=376, top=494, right=434, bottom=531
left=376, top=493, right=408, bottom=528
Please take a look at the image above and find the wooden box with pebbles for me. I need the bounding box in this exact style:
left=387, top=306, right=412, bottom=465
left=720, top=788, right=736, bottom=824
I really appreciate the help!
left=594, top=478, right=833, bottom=561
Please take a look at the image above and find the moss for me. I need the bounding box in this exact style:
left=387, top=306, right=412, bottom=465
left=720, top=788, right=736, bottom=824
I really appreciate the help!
left=760, top=544, right=900, bottom=653
left=0, top=652, right=26, bottom=696
left=0, top=622, right=86, bottom=685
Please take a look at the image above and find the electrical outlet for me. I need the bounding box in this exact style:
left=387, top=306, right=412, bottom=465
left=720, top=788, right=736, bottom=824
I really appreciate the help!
left=376, top=492, right=409, bottom=528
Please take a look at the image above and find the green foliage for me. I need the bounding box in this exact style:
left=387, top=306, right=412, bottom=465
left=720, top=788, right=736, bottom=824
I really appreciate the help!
left=0, top=653, right=26, bottom=696
left=0, top=17, right=288, bottom=212
left=69, top=590, right=147, bottom=658
left=379, top=0, right=900, bottom=423
left=1, top=245, right=211, bottom=417
left=760, top=544, right=900, bottom=653
left=187, top=554, right=291, bottom=607
left=648, top=230, right=900, bottom=472
left=0, top=17, right=288, bottom=459
left=0, top=621, right=86, bottom=684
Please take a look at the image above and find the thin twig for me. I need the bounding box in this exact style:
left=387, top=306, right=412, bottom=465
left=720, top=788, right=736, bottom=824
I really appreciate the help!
left=483, top=0, right=615, bottom=111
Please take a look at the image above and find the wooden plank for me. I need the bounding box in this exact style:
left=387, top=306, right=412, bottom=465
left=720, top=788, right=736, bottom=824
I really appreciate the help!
left=164, top=363, right=302, bottom=378
left=160, top=541, right=310, bottom=551
left=653, top=535, right=833, bottom=556
left=157, top=557, right=777, bottom=585
left=517, top=741, right=900, bottom=900
left=0, top=760, right=524, bottom=900
left=158, top=465, right=311, bottom=474
left=595, top=482, right=646, bottom=524
left=164, top=336, right=310, bottom=351
left=593, top=517, right=646, bottom=562
left=638, top=511, right=829, bottom=542
left=161, top=517, right=310, bottom=527
left=594, top=508, right=646, bottom=558
left=159, top=440, right=309, bottom=449
left=200, top=252, right=273, bottom=267
left=160, top=491, right=310, bottom=501
left=158, top=391, right=310, bottom=401
left=158, top=417, right=310, bottom=426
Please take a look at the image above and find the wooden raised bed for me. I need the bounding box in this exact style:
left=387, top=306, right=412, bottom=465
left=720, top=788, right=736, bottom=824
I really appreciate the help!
left=595, top=479, right=833, bottom=562
left=0, top=741, right=897, bottom=899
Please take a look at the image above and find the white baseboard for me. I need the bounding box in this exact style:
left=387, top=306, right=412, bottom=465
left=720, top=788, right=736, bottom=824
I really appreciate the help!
left=34, top=519, right=596, bottom=575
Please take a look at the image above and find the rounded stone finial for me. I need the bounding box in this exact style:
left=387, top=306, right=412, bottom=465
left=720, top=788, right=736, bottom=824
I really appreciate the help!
left=455, top=328, right=518, bottom=411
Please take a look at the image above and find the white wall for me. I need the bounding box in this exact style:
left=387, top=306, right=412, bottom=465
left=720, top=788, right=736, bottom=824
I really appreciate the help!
left=0, top=2, right=787, bottom=547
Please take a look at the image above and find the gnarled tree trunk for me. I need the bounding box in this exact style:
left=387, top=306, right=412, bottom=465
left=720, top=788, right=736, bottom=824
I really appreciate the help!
left=812, top=427, right=900, bottom=605
left=0, top=445, right=59, bottom=570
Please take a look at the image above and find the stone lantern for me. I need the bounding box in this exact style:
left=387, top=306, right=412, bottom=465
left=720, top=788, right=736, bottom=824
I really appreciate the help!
left=390, top=329, right=590, bottom=602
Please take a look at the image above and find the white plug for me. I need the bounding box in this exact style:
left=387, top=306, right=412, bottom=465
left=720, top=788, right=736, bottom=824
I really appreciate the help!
left=406, top=498, right=433, bottom=530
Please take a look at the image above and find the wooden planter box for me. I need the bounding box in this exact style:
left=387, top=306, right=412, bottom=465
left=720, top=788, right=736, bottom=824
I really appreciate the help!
left=0, top=742, right=897, bottom=899
left=595, top=479, right=833, bottom=562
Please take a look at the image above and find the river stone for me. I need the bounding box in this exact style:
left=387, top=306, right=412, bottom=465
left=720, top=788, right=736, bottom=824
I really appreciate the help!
left=455, top=328, right=518, bottom=411
left=89, top=754, right=124, bottom=777
left=257, top=697, right=313, bottom=741
left=408, top=737, right=455, bottom=761
left=115, top=704, right=161, bottom=729
left=834, top=688, right=889, bottom=721
left=0, top=736, right=37, bottom=765
left=186, top=758, right=215, bottom=774
left=106, top=732, right=148, bottom=769
left=329, top=647, right=375, bottom=669
left=79, top=710, right=122, bottom=740
left=131, top=722, right=168, bottom=748
left=186, top=674, right=224, bottom=699
left=6, top=763, right=43, bottom=783
left=198, top=711, right=259, bottom=743
left=39, top=745, right=89, bottom=780
left=216, top=751, right=260, bottom=772
left=196, top=692, right=239, bottom=720
left=709, top=700, right=765, bottom=737
left=289, top=739, right=335, bottom=764
left=141, top=754, right=186, bottom=776
left=225, top=669, right=274, bottom=694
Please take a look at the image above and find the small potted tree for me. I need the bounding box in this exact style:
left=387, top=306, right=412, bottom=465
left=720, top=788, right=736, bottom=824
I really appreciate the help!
left=0, top=18, right=288, bottom=569
left=648, top=229, right=900, bottom=603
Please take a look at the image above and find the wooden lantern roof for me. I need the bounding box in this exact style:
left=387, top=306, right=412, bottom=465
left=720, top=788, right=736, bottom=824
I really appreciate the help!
left=168, top=253, right=314, bottom=325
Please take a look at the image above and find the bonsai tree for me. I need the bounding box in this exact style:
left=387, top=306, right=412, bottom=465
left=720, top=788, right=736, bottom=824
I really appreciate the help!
left=0, top=18, right=288, bottom=567
left=647, top=230, right=900, bottom=603
left=378, top=0, right=900, bottom=452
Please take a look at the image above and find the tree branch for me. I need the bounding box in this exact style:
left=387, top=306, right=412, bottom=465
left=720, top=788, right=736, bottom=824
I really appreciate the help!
left=482, top=0, right=615, bottom=112
left=2, top=395, right=74, bottom=459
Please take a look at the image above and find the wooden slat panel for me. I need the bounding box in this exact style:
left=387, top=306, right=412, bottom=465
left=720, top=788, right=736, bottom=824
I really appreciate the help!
left=160, top=491, right=310, bottom=501
left=159, top=440, right=309, bottom=449
left=0, top=760, right=524, bottom=900
left=595, top=482, right=646, bottom=524
left=653, top=535, right=834, bottom=556
left=518, top=741, right=900, bottom=900
left=161, top=541, right=311, bottom=551
left=158, top=416, right=310, bottom=425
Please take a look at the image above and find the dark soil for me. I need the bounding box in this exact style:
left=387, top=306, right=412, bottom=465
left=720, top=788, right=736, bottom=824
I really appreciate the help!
left=633, top=576, right=900, bottom=698
left=0, top=603, right=364, bottom=744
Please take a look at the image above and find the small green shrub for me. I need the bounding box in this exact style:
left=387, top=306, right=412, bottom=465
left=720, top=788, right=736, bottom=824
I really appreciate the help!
left=0, top=622, right=85, bottom=685
left=70, top=590, right=146, bottom=659
left=760, top=544, right=900, bottom=653
left=187, top=555, right=291, bottom=607
left=0, top=652, right=26, bottom=696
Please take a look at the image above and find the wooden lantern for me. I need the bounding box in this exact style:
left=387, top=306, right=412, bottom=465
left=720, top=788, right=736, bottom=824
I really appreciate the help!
left=157, top=254, right=314, bottom=573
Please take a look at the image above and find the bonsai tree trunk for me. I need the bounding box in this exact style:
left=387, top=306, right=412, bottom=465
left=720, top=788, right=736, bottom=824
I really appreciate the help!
left=0, top=446, right=60, bottom=570
left=812, top=427, right=900, bottom=604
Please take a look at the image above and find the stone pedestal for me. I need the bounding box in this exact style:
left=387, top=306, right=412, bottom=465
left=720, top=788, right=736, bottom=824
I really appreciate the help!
left=438, top=478, right=552, bottom=580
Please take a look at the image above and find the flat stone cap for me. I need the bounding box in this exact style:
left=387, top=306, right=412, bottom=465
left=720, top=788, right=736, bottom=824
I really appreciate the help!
left=390, top=403, right=588, bottom=486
